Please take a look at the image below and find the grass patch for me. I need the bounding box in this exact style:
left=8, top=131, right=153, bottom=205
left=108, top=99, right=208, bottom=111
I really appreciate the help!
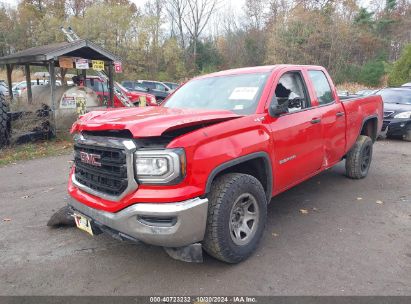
left=0, top=134, right=73, bottom=167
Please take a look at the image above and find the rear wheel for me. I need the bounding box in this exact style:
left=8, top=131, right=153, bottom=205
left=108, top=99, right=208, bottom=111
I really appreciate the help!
left=0, top=94, right=10, bottom=149
left=203, top=173, right=267, bottom=263
left=345, top=135, right=373, bottom=179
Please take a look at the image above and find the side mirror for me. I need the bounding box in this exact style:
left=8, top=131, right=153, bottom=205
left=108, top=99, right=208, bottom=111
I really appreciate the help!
left=165, top=87, right=169, bottom=92
left=269, top=96, right=288, bottom=116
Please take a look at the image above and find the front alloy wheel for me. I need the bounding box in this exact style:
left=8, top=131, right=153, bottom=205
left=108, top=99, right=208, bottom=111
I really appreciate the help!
left=229, top=193, right=259, bottom=246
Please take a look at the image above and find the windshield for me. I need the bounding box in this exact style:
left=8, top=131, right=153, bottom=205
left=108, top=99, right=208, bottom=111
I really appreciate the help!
left=163, top=73, right=269, bottom=114
left=377, top=89, right=411, bottom=105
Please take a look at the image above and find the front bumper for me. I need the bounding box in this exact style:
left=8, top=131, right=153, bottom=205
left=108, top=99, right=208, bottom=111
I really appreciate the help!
left=383, top=118, right=411, bottom=137
left=69, top=197, right=208, bottom=247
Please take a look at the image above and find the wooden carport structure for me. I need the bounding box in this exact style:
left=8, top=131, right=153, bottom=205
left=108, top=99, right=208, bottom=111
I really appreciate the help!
left=0, top=39, right=120, bottom=134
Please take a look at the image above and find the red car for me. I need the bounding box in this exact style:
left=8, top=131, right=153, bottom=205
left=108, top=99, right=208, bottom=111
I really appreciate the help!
left=84, top=76, right=157, bottom=107
left=68, top=65, right=383, bottom=263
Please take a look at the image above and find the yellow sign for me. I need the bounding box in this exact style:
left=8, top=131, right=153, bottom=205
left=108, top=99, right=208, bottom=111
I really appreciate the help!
left=139, top=95, right=146, bottom=107
left=92, top=60, right=105, bottom=71
left=58, top=57, right=73, bottom=69
left=75, top=97, right=86, bottom=116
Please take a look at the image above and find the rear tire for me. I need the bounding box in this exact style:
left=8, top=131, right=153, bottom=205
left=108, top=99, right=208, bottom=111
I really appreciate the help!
left=345, top=135, right=373, bottom=179
left=203, top=173, right=267, bottom=263
left=0, top=94, right=11, bottom=149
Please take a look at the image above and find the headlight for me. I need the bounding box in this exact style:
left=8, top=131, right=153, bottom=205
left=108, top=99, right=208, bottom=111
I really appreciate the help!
left=135, top=149, right=186, bottom=184
left=394, top=111, right=411, bottom=119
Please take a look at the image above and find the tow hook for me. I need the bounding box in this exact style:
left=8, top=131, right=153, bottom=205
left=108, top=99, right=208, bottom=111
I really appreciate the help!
left=164, top=243, right=203, bottom=263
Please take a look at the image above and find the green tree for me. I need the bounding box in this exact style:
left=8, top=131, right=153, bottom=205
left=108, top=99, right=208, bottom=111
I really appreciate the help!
left=358, top=58, right=386, bottom=86
left=388, top=43, right=411, bottom=86
left=354, top=8, right=374, bottom=27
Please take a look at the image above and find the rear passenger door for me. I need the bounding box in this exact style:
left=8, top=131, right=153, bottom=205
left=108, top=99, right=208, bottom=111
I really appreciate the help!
left=267, top=70, right=324, bottom=192
left=307, top=70, right=346, bottom=166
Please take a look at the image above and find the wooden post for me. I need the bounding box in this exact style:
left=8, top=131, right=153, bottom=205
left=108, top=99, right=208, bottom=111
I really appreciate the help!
left=49, top=60, right=57, bottom=136
left=6, top=64, right=13, bottom=101
left=25, top=64, right=32, bottom=104
left=108, top=62, right=114, bottom=108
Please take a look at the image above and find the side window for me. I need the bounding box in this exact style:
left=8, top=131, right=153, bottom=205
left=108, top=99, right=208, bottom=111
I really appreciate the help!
left=143, top=82, right=156, bottom=90
left=156, top=83, right=166, bottom=91
left=274, top=72, right=310, bottom=112
left=308, top=70, right=334, bottom=105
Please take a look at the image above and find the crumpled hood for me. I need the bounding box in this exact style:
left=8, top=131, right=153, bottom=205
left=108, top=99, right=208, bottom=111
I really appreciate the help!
left=71, top=106, right=241, bottom=137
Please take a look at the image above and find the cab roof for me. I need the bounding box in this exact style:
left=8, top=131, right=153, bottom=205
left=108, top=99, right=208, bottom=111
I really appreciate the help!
left=194, top=64, right=325, bottom=80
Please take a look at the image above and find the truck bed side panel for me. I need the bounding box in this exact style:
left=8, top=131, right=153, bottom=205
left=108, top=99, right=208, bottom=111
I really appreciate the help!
left=341, top=95, right=383, bottom=153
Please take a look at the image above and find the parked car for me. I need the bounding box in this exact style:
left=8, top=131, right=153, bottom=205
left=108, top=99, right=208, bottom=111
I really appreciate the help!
left=401, top=82, right=411, bottom=87
left=116, top=82, right=157, bottom=106
left=356, top=89, right=379, bottom=96
left=377, top=87, right=411, bottom=141
left=137, top=80, right=171, bottom=101
left=121, top=80, right=169, bottom=103
left=121, top=80, right=147, bottom=93
left=12, top=80, right=48, bottom=97
left=85, top=76, right=156, bottom=107
left=68, top=64, right=383, bottom=263
left=162, top=82, right=179, bottom=91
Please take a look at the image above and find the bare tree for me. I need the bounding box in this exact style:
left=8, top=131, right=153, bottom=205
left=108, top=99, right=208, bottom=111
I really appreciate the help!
left=166, top=0, right=188, bottom=49
left=244, top=0, right=267, bottom=29
left=67, top=0, right=93, bottom=17
left=166, top=0, right=219, bottom=69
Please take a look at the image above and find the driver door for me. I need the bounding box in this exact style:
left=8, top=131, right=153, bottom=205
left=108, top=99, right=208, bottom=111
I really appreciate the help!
left=267, top=70, right=324, bottom=192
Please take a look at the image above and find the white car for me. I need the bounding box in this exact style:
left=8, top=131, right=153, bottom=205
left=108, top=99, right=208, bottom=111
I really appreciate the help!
left=12, top=80, right=62, bottom=97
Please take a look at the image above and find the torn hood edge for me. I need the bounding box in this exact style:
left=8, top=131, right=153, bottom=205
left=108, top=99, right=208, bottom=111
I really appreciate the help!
left=70, top=107, right=242, bottom=138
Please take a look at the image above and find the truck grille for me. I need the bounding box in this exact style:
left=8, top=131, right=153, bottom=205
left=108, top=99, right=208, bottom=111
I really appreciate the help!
left=74, top=143, right=128, bottom=197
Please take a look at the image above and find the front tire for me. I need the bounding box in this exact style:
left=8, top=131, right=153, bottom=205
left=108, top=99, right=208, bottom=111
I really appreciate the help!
left=203, top=173, right=267, bottom=263
left=345, top=135, right=373, bottom=179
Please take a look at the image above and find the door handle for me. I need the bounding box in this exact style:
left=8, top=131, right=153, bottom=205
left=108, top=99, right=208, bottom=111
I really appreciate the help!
left=310, top=118, right=321, bottom=124
left=336, top=112, right=345, bottom=117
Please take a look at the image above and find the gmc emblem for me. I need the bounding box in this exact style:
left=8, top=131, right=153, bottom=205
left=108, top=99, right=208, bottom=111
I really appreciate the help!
left=79, top=151, right=102, bottom=167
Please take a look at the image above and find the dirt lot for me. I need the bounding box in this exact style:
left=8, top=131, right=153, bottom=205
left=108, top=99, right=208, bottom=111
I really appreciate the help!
left=0, top=139, right=410, bottom=296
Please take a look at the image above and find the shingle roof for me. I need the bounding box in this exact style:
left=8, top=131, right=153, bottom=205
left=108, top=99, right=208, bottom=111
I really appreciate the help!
left=0, top=39, right=120, bottom=65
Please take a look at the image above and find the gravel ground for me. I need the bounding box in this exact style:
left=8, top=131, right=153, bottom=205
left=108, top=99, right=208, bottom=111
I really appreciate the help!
left=0, top=139, right=410, bottom=296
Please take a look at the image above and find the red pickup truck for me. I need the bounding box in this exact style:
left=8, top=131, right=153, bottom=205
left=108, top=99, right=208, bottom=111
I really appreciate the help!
left=68, top=65, right=383, bottom=263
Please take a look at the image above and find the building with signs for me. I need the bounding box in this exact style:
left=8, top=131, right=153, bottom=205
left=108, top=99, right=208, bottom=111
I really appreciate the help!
left=0, top=39, right=121, bottom=135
